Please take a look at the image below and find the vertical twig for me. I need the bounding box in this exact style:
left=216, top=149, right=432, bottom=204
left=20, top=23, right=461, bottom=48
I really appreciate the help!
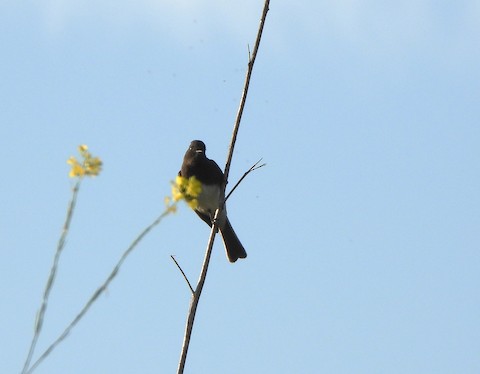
left=224, top=0, right=270, bottom=183
left=176, top=212, right=220, bottom=374
left=21, top=181, right=81, bottom=374
left=176, top=1, right=270, bottom=373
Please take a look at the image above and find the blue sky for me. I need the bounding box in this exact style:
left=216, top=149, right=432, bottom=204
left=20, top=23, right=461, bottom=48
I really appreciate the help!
left=1, top=1, right=479, bottom=373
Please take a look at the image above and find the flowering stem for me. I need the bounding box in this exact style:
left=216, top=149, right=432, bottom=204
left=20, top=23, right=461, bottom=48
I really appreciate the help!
left=24, top=209, right=171, bottom=374
left=21, top=180, right=81, bottom=374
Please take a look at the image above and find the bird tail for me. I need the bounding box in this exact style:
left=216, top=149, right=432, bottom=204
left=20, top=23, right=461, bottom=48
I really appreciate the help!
left=220, top=218, right=247, bottom=263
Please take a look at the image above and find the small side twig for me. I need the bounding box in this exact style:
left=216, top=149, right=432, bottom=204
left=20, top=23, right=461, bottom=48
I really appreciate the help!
left=170, top=256, right=194, bottom=295
left=225, top=158, right=266, bottom=202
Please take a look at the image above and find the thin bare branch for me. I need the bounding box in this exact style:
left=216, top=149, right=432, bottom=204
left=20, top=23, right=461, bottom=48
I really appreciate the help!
left=225, top=159, right=266, bottom=202
left=176, top=1, right=270, bottom=373
left=223, top=0, right=270, bottom=186
left=176, top=209, right=220, bottom=374
left=171, top=255, right=195, bottom=295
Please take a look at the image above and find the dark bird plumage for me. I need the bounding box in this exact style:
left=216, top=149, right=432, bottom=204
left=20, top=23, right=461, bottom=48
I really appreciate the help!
left=179, top=140, right=247, bottom=263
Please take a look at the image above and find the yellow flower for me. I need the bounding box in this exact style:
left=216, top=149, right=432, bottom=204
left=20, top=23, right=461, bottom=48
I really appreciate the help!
left=171, top=175, right=202, bottom=209
left=164, top=196, right=177, bottom=213
left=67, top=145, right=103, bottom=178
left=84, top=156, right=102, bottom=176
left=171, top=178, right=184, bottom=202
left=186, top=176, right=202, bottom=197
left=187, top=198, right=198, bottom=210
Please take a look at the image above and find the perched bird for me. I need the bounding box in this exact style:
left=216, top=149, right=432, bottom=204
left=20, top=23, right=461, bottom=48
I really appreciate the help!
left=179, top=140, right=247, bottom=263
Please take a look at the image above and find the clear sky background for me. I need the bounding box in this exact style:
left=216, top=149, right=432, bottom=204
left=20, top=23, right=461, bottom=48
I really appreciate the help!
left=1, top=1, right=479, bottom=373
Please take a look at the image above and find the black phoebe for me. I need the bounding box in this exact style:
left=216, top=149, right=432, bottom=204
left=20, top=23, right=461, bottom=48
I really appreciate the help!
left=179, top=140, right=247, bottom=263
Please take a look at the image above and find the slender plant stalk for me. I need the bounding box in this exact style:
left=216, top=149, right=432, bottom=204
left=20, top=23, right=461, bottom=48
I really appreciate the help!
left=225, top=159, right=266, bottom=202
left=176, top=1, right=270, bottom=373
left=171, top=255, right=195, bottom=295
left=24, top=210, right=170, bottom=374
left=21, top=181, right=81, bottom=374
left=224, top=0, right=270, bottom=183
left=176, top=211, right=220, bottom=374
